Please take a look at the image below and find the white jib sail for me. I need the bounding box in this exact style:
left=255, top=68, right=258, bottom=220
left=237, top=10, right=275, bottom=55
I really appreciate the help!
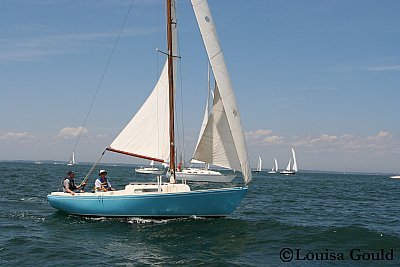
left=193, top=85, right=241, bottom=171
left=286, top=158, right=292, bottom=171
left=109, top=1, right=178, bottom=162
left=191, top=65, right=211, bottom=165
left=191, top=0, right=252, bottom=184
left=292, top=148, right=298, bottom=172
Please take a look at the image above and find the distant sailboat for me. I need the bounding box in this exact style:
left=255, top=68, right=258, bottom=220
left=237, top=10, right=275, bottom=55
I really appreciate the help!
left=253, top=156, right=262, bottom=172
left=280, top=148, right=297, bottom=175
left=135, top=160, right=165, bottom=175
left=390, top=174, right=400, bottom=179
left=67, top=152, right=77, bottom=166
left=175, top=64, right=236, bottom=183
left=268, top=157, right=278, bottom=174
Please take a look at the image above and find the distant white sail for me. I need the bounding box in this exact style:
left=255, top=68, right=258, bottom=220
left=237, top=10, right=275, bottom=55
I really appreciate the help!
left=192, top=0, right=252, bottom=184
left=292, top=148, right=298, bottom=172
left=286, top=158, right=292, bottom=171
left=191, top=65, right=212, bottom=165
left=68, top=152, right=77, bottom=166
left=274, top=157, right=278, bottom=171
left=256, top=156, right=262, bottom=172
left=193, top=85, right=241, bottom=171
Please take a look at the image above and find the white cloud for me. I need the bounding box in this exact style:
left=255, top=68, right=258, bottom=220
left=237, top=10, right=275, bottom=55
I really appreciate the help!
left=264, top=135, right=284, bottom=144
left=367, top=131, right=393, bottom=141
left=0, top=131, right=34, bottom=140
left=245, top=129, right=284, bottom=146
left=310, top=134, right=338, bottom=144
left=367, top=64, right=400, bottom=72
left=245, top=129, right=273, bottom=137
left=377, top=131, right=391, bottom=138
left=57, top=127, right=88, bottom=139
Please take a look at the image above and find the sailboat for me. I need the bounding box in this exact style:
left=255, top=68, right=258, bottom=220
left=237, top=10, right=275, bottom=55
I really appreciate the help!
left=268, top=157, right=278, bottom=174
left=253, top=156, right=262, bottom=172
left=174, top=65, right=236, bottom=183
left=67, top=152, right=77, bottom=166
left=47, top=0, right=252, bottom=217
left=135, top=160, right=165, bottom=175
left=280, top=148, right=298, bottom=175
left=390, top=174, right=400, bottom=179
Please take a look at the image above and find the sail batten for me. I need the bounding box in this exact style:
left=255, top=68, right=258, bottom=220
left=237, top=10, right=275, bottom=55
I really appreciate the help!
left=191, top=0, right=252, bottom=184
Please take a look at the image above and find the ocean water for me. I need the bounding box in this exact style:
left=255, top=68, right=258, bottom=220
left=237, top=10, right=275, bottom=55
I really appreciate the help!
left=0, top=162, right=399, bottom=266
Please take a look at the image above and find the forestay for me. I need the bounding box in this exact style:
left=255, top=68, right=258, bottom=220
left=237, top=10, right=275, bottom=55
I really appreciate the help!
left=191, top=0, right=252, bottom=183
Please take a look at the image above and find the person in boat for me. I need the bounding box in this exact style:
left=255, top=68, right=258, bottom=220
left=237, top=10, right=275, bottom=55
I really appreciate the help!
left=63, top=171, right=86, bottom=195
left=94, top=170, right=116, bottom=192
left=177, top=162, right=182, bottom=172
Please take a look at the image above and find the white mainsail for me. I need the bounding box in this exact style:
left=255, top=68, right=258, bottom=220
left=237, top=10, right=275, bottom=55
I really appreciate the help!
left=191, top=0, right=252, bottom=184
left=68, top=152, right=76, bottom=166
left=292, top=148, right=298, bottom=172
left=257, top=156, right=262, bottom=172
left=108, top=1, right=178, bottom=163
left=274, top=157, right=278, bottom=172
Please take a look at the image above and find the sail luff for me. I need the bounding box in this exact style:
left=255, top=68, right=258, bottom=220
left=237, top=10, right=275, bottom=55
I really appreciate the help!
left=191, top=0, right=252, bottom=184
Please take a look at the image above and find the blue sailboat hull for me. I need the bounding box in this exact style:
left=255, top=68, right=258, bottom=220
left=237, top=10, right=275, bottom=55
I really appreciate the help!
left=47, top=187, right=247, bottom=217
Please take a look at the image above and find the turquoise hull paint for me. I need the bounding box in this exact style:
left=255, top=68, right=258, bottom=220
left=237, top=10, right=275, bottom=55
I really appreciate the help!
left=47, top=187, right=247, bottom=217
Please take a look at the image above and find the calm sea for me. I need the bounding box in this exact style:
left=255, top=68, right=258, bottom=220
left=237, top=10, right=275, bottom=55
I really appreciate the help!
left=0, top=162, right=399, bottom=266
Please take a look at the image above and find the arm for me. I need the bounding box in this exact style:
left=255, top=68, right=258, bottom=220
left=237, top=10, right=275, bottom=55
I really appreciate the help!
left=95, top=179, right=108, bottom=192
left=64, top=180, right=75, bottom=195
left=76, top=181, right=87, bottom=189
left=108, top=180, right=116, bottom=191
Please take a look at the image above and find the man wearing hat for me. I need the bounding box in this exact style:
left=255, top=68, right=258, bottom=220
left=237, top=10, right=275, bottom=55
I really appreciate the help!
left=63, top=171, right=86, bottom=195
left=94, top=170, right=116, bottom=192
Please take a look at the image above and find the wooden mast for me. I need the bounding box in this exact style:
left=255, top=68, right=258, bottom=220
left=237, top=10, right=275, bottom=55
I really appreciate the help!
left=166, top=0, right=176, bottom=182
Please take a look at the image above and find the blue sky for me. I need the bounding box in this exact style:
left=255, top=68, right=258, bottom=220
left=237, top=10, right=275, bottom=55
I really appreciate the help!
left=1, top=0, right=399, bottom=173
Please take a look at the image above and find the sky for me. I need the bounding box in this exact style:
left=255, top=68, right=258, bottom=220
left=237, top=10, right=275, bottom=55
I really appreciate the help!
left=0, top=0, right=399, bottom=173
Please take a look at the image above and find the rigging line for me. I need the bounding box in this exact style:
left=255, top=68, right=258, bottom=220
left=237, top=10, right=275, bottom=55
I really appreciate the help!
left=79, top=149, right=106, bottom=189
left=176, top=21, right=186, bottom=167
left=70, top=0, right=136, bottom=157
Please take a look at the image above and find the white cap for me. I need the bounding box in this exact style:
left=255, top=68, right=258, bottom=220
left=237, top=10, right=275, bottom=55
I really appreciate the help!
left=99, top=169, right=107, bottom=175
